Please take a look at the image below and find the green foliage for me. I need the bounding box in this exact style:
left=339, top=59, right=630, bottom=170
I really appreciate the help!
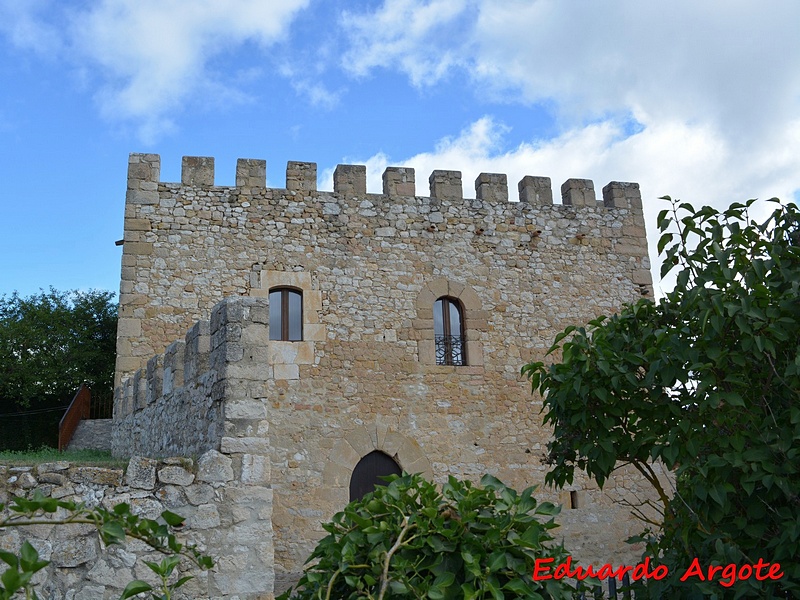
left=0, top=491, right=212, bottom=600
left=0, top=288, right=117, bottom=410
left=120, top=555, right=195, bottom=600
left=279, top=473, right=579, bottom=600
left=523, top=199, right=800, bottom=598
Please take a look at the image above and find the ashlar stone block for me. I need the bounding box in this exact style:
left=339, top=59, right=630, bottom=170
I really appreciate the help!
left=383, top=167, right=415, bottom=196
left=334, top=164, right=367, bottom=196
left=475, top=173, right=508, bottom=202
left=429, top=170, right=462, bottom=200
left=236, top=158, right=266, bottom=188
left=518, top=176, right=553, bottom=204
left=197, top=450, right=234, bottom=484
left=286, top=161, right=317, bottom=192
left=561, top=178, right=596, bottom=207
left=182, top=156, right=215, bottom=186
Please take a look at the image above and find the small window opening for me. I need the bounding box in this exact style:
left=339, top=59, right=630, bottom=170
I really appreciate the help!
left=269, top=288, right=303, bottom=341
left=434, top=297, right=466, bottom=366
left=570, top=490, right=579, bottom=509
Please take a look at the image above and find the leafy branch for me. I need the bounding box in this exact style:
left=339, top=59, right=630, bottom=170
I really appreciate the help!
left=0, top=491, right=212, bottom=600
left=524, top=197, right=800, bottom=598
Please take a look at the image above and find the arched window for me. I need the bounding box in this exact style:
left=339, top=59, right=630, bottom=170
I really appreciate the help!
left=269, top=287, right=303, bottom=341
left=349, top=451, right=402, bottom=502
left=434, top=297, right=466, bottom=366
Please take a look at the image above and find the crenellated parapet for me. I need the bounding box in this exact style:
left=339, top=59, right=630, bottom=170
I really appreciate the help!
left=116, top=153, right=652, bottom=388
left=125, top=154, right=643, bottom=210
left=113, top=297, right=271, bottom=457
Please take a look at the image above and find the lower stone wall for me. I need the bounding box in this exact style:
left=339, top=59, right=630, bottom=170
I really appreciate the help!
left=0, top=453, right=274, bottom=600
left=108, top=297, right=669, bottom=595
left=113, top=317, right=227, bottom=458
left=66, top=419, right=113, bottom=451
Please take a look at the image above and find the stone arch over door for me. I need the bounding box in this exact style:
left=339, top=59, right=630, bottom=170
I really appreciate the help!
left=322, top=420, right=433, bottom=494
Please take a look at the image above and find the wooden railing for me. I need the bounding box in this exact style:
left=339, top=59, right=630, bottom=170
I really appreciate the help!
left=58, top=384, right=91, bottom=451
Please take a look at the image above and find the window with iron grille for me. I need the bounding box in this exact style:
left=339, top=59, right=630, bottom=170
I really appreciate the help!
left=434, top=297, right=466, bottom=366
left=269, top=287, right=303, bottom=341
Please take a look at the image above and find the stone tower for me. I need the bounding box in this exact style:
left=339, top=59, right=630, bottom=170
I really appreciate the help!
left=114, top=153, right=654, bottom=596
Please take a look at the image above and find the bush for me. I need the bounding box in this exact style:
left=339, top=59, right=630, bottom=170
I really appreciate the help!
left=279, top=473, right=579, bottom=600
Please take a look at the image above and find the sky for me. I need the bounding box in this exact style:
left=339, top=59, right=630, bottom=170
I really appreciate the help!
left=1, top=0, right=798, bottom=300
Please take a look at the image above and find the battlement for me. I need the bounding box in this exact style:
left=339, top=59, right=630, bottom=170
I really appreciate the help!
left=127, top=153, right=642, bottom=209
left=113, top=297, right=272, bottom=457
left=117, top=151, right=652, bottom=387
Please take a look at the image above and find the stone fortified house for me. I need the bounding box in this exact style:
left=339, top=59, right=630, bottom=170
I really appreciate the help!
left=113, top=153, right=654, bottom=598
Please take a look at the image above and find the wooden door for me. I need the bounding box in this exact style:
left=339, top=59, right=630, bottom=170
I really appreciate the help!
left=349, top=451, right=402, bottom=502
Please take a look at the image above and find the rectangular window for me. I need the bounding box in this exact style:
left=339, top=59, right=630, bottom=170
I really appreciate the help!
left=269, top=288, right=303, bottom=341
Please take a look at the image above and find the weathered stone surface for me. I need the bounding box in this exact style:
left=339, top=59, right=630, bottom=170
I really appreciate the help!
left=190, top=503, right=221, bottom=529
left=38, top=472, right=67, bottom=485
left=155, top=484, right=186, bottom=508
left=221, top=436, right=270, bottom=454
left=106, top=156, right=655, bottom=599
left=37, top=461, right=70, bottom=473
left=157, top=465, right=195, bottom=486
left=129, top=497, right=163, bottom=519
left=185, top=482, right=215, bottom=505
left=196, top=450, right=233, bottom=483
left=68, top=467, right=123, bottom=486
left=51, top=537, right=98, bottom=567
left=125, top=456, right=157, bottom=490
left=0, top=455, right=243, bottom=599
left=18, top=472, right=37, bottom=489
left=241, top=454, right=270, bottom=485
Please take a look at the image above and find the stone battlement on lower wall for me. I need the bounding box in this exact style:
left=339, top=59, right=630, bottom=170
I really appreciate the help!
left=128, top=153, right=642, bottom=209
left=113, top=297, right=269, bottom=458
left=0, top=454, right=275, bottom=599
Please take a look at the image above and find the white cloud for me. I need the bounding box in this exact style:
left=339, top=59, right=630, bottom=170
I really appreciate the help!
left=340, top=0, right=472, bottom=85
left=337, top=0, right=800, bottom=291
left=1, top=0, right=310, bottom=140
left=74, top=0, right=309, bottom=134
left=0, top=0, right=63, bottom=55
left=278, top=64, right=342, bottom=110
left=340, top=1, right=800, bottom=140
left=469, top=1, right=800, bottom=143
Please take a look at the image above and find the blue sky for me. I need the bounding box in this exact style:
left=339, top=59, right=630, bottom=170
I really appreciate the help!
left=1, top=0, right=799, bottom=299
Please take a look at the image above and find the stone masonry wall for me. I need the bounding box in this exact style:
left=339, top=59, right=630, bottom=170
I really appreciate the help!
left=0, top=453, right=273, bottom=599
left=114, top=154, right=655, bottom=595
left=113, top=296, right=664, bottom=596
left=112, top=299, right=245, bottom=457
left=116, top=155, right=651, bottom=384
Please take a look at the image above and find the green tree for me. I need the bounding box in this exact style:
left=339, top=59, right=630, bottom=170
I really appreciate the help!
left=0, top=288, right=117, bottom=409
left=523, top=199, right=800, bottom=598
left=279, top=473, right=579, bottom=600
left=0, top=289, right=117, bottom=448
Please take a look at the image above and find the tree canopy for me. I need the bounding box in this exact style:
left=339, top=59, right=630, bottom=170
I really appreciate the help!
left=523, top=199, right=800, bottom=597
left=0, top=288, right=117, bottom=448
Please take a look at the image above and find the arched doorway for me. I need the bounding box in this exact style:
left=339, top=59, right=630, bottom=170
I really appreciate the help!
left=349, top=450, right=402, bottom=502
